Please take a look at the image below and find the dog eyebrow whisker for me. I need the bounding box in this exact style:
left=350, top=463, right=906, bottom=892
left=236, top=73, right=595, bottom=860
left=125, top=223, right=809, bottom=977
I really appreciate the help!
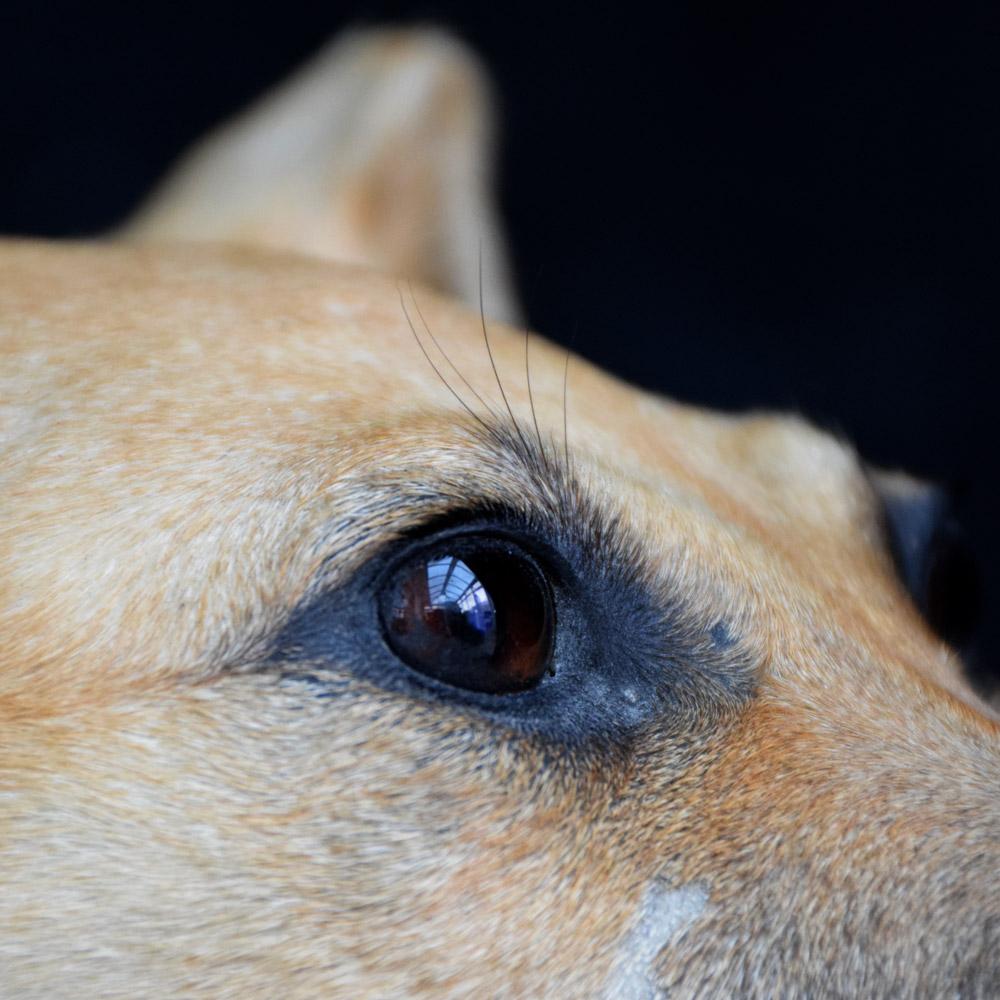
left=562, top=352, right=571, bottom=478
left=524, top=327, right=546, bottom=461
left=398, top=279, right=583, bottom=530
left=478, top=243, right=532, bottom=458
left=408, top=282, right=502, bottom=423
left=397, top=283, right=494, bottom=437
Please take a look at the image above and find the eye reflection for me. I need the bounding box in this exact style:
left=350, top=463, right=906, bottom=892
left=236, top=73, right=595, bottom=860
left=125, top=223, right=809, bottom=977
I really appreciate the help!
left=391, top=556, right=497, bottom=653
left=380, top=539, right=554, bottom=694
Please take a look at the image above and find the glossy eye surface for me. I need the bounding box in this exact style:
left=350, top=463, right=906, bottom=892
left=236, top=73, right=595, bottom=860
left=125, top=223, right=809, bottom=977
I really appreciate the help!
left=878, top=475, right=982, bottom=650
left=379, top=537, right=554, bottom=694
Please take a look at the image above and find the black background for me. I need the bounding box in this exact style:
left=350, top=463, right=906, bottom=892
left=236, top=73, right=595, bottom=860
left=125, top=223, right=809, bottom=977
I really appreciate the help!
left=3, top=3, right=997, bottom=682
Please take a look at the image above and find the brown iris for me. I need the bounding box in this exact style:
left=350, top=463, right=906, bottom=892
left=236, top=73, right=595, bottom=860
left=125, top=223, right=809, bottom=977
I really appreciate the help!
left=379, top=539, right=554, bottom=694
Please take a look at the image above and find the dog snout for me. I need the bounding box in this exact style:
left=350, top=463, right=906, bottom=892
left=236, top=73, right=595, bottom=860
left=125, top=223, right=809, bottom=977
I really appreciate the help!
left=648, top=675, right=1000, bottom=996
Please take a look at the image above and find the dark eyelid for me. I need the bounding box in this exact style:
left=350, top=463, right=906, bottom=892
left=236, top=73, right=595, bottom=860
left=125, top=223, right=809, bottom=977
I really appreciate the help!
left=266, top=418, right=759, bottom=741
left=270, top=492, right=758, bottom=746
left=302, top=418, right=576, bottom=587
left=369, top=511, right=575, bottom=590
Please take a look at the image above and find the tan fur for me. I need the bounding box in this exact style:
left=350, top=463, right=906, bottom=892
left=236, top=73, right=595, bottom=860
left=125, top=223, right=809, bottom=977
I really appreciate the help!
left=1, top=28, right=997, bottom=999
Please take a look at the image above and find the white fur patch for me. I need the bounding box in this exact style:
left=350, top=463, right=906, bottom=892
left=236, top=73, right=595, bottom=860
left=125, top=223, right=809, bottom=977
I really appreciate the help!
left=605, top=881, right=709, bottom=1000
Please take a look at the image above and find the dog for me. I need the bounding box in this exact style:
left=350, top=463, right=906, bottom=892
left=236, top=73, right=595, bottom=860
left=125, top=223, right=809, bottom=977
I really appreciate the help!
left=1, top=28, right=997, bottom=999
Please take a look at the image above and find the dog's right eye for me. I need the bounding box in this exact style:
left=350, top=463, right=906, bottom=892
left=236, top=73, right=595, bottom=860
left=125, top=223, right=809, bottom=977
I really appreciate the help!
left=378, top=536, right=555, bottom=695
left=273, top=498, right=756, bottom=741
left=877, top=473, right=982, bottom=653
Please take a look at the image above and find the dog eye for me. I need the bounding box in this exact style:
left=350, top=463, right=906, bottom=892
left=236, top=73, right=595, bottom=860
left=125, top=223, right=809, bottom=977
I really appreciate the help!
left=378, top=537, right=554, bottom=694
left=877, top=474, right=981, bottom=650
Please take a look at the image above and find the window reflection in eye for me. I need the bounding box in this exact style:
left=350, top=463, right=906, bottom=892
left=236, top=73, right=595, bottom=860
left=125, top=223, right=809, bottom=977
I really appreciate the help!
left=391, top=556, right=497, bottom=653
left=380, top=537, right=554, bottom=695
left=429, top=557, right=497, bottom=634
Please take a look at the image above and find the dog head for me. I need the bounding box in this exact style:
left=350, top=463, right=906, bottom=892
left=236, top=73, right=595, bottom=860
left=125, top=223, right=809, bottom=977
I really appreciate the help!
left=1, top=29, right=997, bottom=998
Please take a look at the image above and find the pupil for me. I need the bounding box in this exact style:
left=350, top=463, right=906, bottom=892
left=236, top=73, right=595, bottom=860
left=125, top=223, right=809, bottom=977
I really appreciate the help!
left=381, top=540, right=554, bottom=694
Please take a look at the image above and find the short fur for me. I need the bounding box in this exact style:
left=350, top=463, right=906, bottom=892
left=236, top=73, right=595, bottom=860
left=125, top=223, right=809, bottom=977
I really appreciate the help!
left=1, top=27, right=997, bottom=999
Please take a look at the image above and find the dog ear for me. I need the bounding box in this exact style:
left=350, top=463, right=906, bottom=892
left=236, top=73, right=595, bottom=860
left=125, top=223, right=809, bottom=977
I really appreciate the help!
left=122, top=27, right=521, bottom=324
